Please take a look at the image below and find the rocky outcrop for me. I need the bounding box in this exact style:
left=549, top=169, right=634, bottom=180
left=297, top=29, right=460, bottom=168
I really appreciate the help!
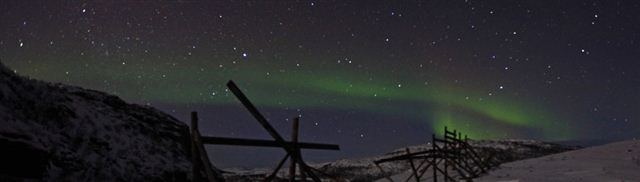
left=0, top=62, right=191, bottom=181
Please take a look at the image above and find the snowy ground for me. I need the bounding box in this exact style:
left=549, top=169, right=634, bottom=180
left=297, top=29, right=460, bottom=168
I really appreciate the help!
left=476, top=139, right=640, bottom=182
left=225, top=139, right=573, bottom=181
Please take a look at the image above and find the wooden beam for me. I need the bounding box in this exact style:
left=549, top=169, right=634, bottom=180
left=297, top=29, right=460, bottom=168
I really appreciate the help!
left=289, top=117, right=300, bottom=182
left=191, top=112, right=225, bottom=182
left=199, top=136, right=339, bottom=150
left=405, top=148, right=420, bottom=182
left=226, top=81, right=291, bottom=151
left=191, top=112, right=204, bottom=182
left=265, top=153, right=290, bottom=181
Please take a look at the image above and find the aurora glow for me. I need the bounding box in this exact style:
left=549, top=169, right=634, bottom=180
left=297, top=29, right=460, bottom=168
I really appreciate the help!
left=2, top=1, right=639, bottom=168
left=6, top=59, right=577, bottom=140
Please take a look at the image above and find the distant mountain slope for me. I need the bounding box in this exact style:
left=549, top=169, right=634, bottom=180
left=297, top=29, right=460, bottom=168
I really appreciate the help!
left=476, top=139, right=640, bottom=182
left=224, top=139, right=576, bottom=181
left=0, top=62, right=191, bottom=181
left=331, top=139, right=576, bottom=181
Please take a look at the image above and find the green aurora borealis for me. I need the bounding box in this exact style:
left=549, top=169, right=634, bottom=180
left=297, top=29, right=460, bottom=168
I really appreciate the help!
left=9, top=58, right=574, bottom=140
left=3, top=0, right=640, bottom=167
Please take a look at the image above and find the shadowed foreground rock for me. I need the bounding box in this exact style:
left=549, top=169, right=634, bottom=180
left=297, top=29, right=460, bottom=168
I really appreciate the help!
left=0, top=62, right=192, bottom=181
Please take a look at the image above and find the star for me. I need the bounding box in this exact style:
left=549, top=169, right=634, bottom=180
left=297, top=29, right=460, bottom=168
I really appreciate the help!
left=5, top=0, right=639, bottom=169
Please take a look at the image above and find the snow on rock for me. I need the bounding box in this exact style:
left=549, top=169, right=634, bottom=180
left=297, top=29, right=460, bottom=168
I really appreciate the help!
left=0, top=62, right=191, bottom=181
left=476, top=139, right=640, bottom=182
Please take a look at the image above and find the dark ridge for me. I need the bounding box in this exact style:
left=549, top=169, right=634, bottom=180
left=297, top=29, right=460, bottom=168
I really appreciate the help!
left=0, top=61, right=192, bottom=181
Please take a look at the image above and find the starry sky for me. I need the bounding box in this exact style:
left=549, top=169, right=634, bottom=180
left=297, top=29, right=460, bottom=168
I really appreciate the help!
left=2, top=1, right=639, bottom=168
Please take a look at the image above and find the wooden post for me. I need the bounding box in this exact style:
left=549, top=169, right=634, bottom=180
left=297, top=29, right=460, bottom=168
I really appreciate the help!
left=191, top=111, right=225, bottom=182
left=457, top=132, right=462, bottom=171
left=432, top=134, right=437, bottom=182
left=289, top=117, right=300, bottom=181
left=444, top=130, right=449, bottom=181
left=192, top=111, right=199, bottom=130
left=191, top=112, right=203, bottom=182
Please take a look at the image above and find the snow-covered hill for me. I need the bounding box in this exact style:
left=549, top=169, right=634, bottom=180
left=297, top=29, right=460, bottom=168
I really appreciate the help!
left=0, top=62, right=191, bottom=181
left=476, top=139, right=640, bottom=181
left=224, top=139, right=576, bottom=181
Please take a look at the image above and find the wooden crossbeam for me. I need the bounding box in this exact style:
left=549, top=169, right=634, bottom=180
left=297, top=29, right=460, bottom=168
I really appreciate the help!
left=200, top=137, right=339, bottom=150
left=405, top=148, right=420, bottom=182
left=432, top=137, right=456, bottom=145
left=225, top=81, right=339, bottom=182
left=374, top=151, right=457, bottom=164
left=226, top=81, right=290, bottom=151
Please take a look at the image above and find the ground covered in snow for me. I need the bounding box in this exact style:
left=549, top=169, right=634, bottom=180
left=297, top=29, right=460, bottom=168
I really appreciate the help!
left=476, top=139, right=640, bottom=182
left=224, top=139, right=574, bottom=181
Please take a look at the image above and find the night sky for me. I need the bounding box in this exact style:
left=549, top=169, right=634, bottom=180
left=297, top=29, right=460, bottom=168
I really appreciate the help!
left=2, top=1, right=639, bottom=168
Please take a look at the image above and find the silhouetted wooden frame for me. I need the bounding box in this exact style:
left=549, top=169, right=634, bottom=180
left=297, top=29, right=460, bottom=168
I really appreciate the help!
left=190, top=80, right=340, bottom=182
left=373, top=127, right=495, bottom=182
